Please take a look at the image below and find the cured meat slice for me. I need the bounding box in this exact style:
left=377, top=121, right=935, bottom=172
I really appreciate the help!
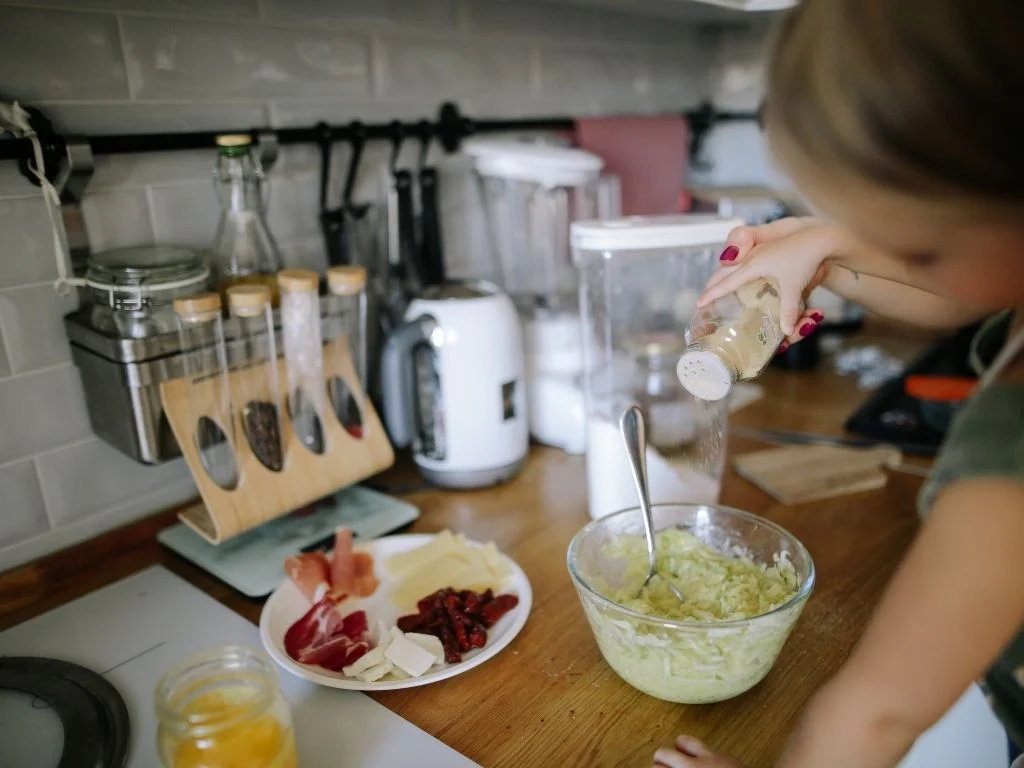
left=283, top=594, right=371, bottom=672
left=329, top=528, right=379, bottom=598
left=283, top=551, right=332, bottom=603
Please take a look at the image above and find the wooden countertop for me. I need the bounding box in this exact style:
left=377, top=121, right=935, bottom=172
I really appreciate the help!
left=0, top=329, right=934, bottom=768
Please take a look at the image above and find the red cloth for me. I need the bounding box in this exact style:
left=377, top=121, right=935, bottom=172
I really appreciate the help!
left=574, top=116, right=689, bottom=216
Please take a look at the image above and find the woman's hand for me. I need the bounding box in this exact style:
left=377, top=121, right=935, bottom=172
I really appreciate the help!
left=654, top=736, right=744, bottom=768
left=698, top=217, right=840, bottom=344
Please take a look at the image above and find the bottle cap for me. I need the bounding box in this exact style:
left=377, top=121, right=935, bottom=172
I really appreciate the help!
left=226, top=284, right=271, bottom=317
left=277, top=269, right=320, bottom=294
left=215, top=134, right=252, bottom=148
left=676, top=349, right=734, bottom=401
left=326, top=265, right=367, bottom=295
left=173, top=292, right=222, bottom=319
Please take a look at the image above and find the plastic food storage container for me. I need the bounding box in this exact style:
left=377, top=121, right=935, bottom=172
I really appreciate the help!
left=571, top=215, right=744, bottom=520
left=155, top=645, right=297, bottom=768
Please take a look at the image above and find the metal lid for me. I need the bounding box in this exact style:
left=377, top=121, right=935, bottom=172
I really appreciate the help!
left=465, top=139, right=603, bottom=187
left=571, top=215, right=745, bottom=253
left=326, top=265, right=366, bottom=296
left=173, top=292, right=221, bottom=319
left=278, top=269, right=320, bottom=294
left=227, top=284, right=271, bottom=317
left=86, top=246, right=208, bottom=289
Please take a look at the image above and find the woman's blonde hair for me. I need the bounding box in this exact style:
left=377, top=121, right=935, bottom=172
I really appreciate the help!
left=765, top=0, right=1024, bottom=202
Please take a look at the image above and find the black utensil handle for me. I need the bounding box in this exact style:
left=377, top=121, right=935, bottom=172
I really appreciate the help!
left=319, top=209, right=348, bottom=266
left=419, top=167, right=445, bottom=286
left=394, top=169, right=422, bottom=292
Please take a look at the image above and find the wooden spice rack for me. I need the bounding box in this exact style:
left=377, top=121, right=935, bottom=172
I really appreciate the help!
left=161, top=336, right=394, bottom=544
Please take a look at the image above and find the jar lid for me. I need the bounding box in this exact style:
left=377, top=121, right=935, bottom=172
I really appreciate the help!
left=464, top=139, right=603, bottom=187
left=570, top=215, right=745, bottom=253
left=216, top=134, right=252, bottom=147
left=227, top=284, right=271, bottom=316
left=278, top=269, right=320, bottom=293
left=173, top=292, right=222, bottom=319
left=676, top=350, right=733, bottom=402
left=326, top=265, right=367, bottom=295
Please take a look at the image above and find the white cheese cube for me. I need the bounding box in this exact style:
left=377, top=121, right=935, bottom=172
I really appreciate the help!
left=343, top=645, right=386, bottom=677
left=385, top=634, right=437, bottom=677
left=404, top=633, right=445, bottom=665
left=357, top=660, right=393, bottom=683
left=390, top=625, right=405, bottom=643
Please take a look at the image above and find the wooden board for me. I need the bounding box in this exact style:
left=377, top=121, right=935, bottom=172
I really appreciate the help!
left=733, top=443, right=902, bottom=505
left=160, top=336, right=395, bottom=544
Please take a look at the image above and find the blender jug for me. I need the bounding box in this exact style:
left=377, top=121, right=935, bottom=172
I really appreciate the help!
left=466, top=140, right=604, bottom=454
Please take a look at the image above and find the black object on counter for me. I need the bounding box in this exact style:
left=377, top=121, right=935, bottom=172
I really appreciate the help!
left=845, top=321, right=983, bottom=456
left=771, top=332, right=821, bottom=371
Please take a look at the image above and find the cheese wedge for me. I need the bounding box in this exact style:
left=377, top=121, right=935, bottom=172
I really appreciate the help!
left=343, top=645, right=386, bottom=677
left=357, top=660, right=393, bottom=683
left=385, top=634, right=436, bottom=677
left=404, top=633, right=444, bottom=665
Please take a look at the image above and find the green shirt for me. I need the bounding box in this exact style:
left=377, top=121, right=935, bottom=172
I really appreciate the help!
left=918, top=312, right=1024, bottom=747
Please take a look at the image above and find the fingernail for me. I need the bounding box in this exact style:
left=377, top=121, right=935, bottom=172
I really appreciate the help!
left=719, top=245, right=739, bottom=262
left=778, top=341, right=790, bottom=353
left=798, top=322, right=817, bottom=337
left=810, top=311, right=824, bottom=322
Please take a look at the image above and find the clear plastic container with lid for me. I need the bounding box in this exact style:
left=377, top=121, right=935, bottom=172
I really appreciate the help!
left=570, top=214, right=744, bottom=520
left=677, top=279, right=785, bottom=401
left=226, top=284, right=284, bottom=472
left=174, top=293, right=238, bottom=490
left=324, top=265, right=368, bottom=439
left=278, top=269, right=326, bottom=455
left=155, top=645, right=297, bottom=768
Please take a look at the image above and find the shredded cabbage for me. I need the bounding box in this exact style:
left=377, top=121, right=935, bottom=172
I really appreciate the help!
left=581, top=528, right=807, bottom=704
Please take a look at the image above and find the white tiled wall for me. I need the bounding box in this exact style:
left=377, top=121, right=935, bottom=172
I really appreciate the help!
left=0, top=0, right=763, bottom=570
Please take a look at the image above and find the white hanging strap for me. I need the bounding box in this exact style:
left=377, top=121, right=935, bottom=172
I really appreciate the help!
left=0, top=101, right=85, bottom=295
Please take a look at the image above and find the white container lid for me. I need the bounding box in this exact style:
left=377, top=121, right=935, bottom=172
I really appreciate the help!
left=465, top=139, right=603, bottom=187
left=570, top=214, right=745, bottom=253
left=676, top=349, right=734, bottom=402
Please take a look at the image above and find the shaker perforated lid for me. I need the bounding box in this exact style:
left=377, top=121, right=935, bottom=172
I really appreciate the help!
left=464, top=139, right=603, bottom=187
left=570, top=214, right=745, bottom=253
left=676, top=349, right=734, bottom=402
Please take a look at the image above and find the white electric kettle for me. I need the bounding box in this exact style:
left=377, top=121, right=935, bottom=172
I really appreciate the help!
left=380, top=281, right=528, bottom=488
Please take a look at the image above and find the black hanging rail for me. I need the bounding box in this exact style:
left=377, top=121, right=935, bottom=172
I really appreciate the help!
left=0, top=100, right=756, bottom=185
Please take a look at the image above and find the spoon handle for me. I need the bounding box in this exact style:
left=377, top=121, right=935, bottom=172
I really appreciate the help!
left=620, top=404, right=657, bottom=579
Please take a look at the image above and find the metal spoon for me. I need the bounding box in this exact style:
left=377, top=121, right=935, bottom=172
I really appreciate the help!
left=620, top=404, right=686, bottom=603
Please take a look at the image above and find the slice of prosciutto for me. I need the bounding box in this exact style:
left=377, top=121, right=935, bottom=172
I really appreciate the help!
left=328, top=528, right=379, bottom=598
left=283, top=593, right=370, bottom=671
left=283, top=551, right=332, bottom=603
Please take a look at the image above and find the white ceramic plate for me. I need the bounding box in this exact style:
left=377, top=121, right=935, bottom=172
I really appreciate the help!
left=260, top=533, right=532, bottom=691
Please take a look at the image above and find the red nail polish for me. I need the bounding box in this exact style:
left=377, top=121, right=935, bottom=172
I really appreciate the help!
left=719, top=245, right=739, bottom=262
left=778, top=341, right=790, bottom=354
left=811, top=311, right=824, bottom=322
left=799, top=322, right=817, bottom=337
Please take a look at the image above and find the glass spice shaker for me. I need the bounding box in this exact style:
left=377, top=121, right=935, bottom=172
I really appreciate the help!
left=174, top=293, right=238, bottom=489
left=155, top=645, right=298, bottom=768
left=226, top=284, right=284, bottom=472
left=278, top=269, right=326, bottom=455
left=676, top=278, right=786, bottom=401
left=324, top=265, right=368, bottom=439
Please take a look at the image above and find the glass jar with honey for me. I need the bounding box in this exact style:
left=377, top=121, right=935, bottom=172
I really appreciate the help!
left=155, top=645, right=297, bottom=768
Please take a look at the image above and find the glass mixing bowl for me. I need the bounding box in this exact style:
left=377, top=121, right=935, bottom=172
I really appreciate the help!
left=567, top=503, right=815, bottom=704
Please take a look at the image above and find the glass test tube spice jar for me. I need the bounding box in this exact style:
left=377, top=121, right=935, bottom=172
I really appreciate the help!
left=155, top=645, right=298, bottom=768
left=278, top=269, right=327, bottom=455
left=227, top=284, right=284, bottom=472
left=212, top=134, right=283, bottom=305
left=676, top=278, right=785, bottom=401
left=324, top=265, right=368, bottom=439
left=174, top=293, right=238, bottom=490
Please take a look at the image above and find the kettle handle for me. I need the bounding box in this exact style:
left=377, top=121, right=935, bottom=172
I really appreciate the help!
left=380, top=316, right=432, bottom=448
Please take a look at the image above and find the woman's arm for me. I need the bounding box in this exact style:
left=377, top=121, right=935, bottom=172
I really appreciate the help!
left=778, top=478, right=1024, bottom=768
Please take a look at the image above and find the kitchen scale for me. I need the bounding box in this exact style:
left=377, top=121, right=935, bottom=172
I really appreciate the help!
left=0, top=566, right=477, bottom=767
left=158, top=484, right=420, bottom=597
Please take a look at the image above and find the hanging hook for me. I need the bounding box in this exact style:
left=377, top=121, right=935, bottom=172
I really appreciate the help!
left=387, top=120, right=405, bottom=174
left=341, top=120, right=366, bottom=212
left=415, top=120, right=433, bottom=171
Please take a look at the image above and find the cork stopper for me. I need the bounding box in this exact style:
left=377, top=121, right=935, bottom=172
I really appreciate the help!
left=215, top=134, right=252, bottom=148
left=277, top=269, right=320, bottom=294
left=173, top=292, right=222, bottom=320
left=326, top=265, right=367, bottom=296
left=226, top=284, right=272, bottom=317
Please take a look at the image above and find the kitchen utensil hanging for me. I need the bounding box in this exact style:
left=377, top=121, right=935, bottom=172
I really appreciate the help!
left=415, top=121, right=446, bottom=288
left=380, top=124, right=422, bottom=336
left=318, top=121, right=369, bottom=267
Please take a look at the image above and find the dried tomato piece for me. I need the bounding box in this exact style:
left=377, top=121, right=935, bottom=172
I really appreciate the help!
left=444, top=594, right=471, bottom=652
left=468, top=625, right=487, bottom=649
left=397, top=613, right=426, bottom=633
left=480, top=593, right=519, bottom=627
left=438, top=623, right=462, bottom=664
